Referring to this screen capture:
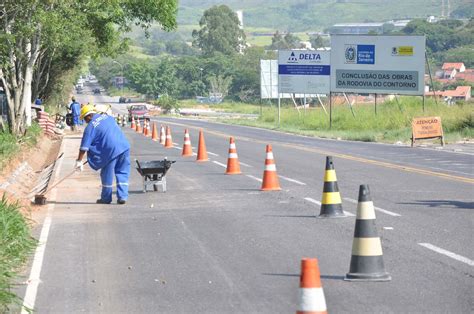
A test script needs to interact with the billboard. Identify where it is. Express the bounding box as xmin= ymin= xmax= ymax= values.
xmin=278 ymin=50 xmax=331 ymax=94
xmin=330 ymin=35 xmax=425 ymax=95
